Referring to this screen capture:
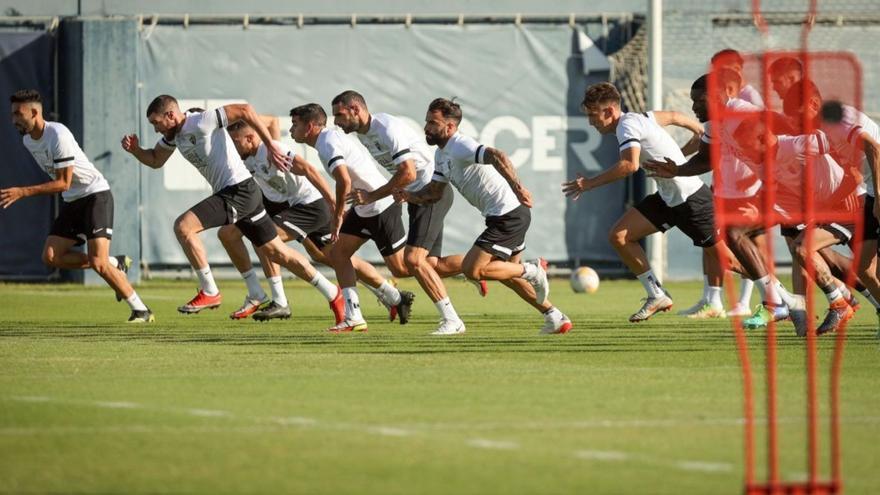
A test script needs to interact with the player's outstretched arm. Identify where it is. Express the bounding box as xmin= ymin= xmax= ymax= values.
xmin=0 ymin=167 xmax=73 ymax=209
xmin=290 ymin=155 xmax=336 ymax=211
xmin=224 ymin=104 xmax=290 ymax=171
xmin=562 ymin=147 xmax=640 ymax=200
xmin=651 ymin=111 xmax=704 ymax=137
xmin=396 ymin=181 xmax=446 ymax=206
xmin=483 ymin=147 xmax=532 ymax=207
xmin=644 ymin=141 xmax=711 ymax=178
xmin=354 ymin=159 xmax=417 ymax=205
xmin=121 ymin=134 xmax=174 ymax=169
